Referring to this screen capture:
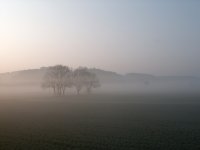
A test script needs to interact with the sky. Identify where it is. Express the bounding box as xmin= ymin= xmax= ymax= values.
xmin=0 ymin=0 xmax=200 ymax=76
